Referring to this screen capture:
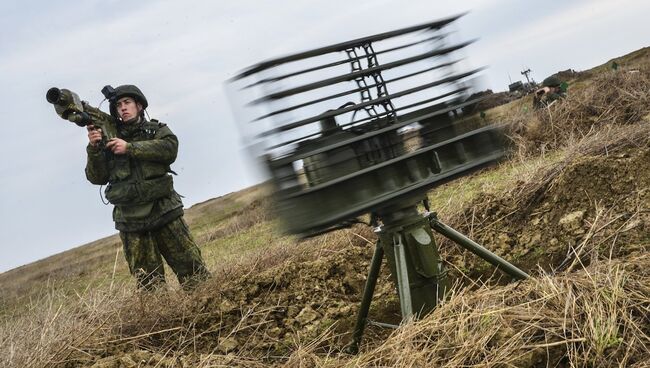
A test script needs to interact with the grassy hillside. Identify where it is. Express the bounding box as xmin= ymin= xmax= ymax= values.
xmin=1 ymin=47 xmax=649 ymax=367
xmin=0 ymin=185 xmax=272 ymax=310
